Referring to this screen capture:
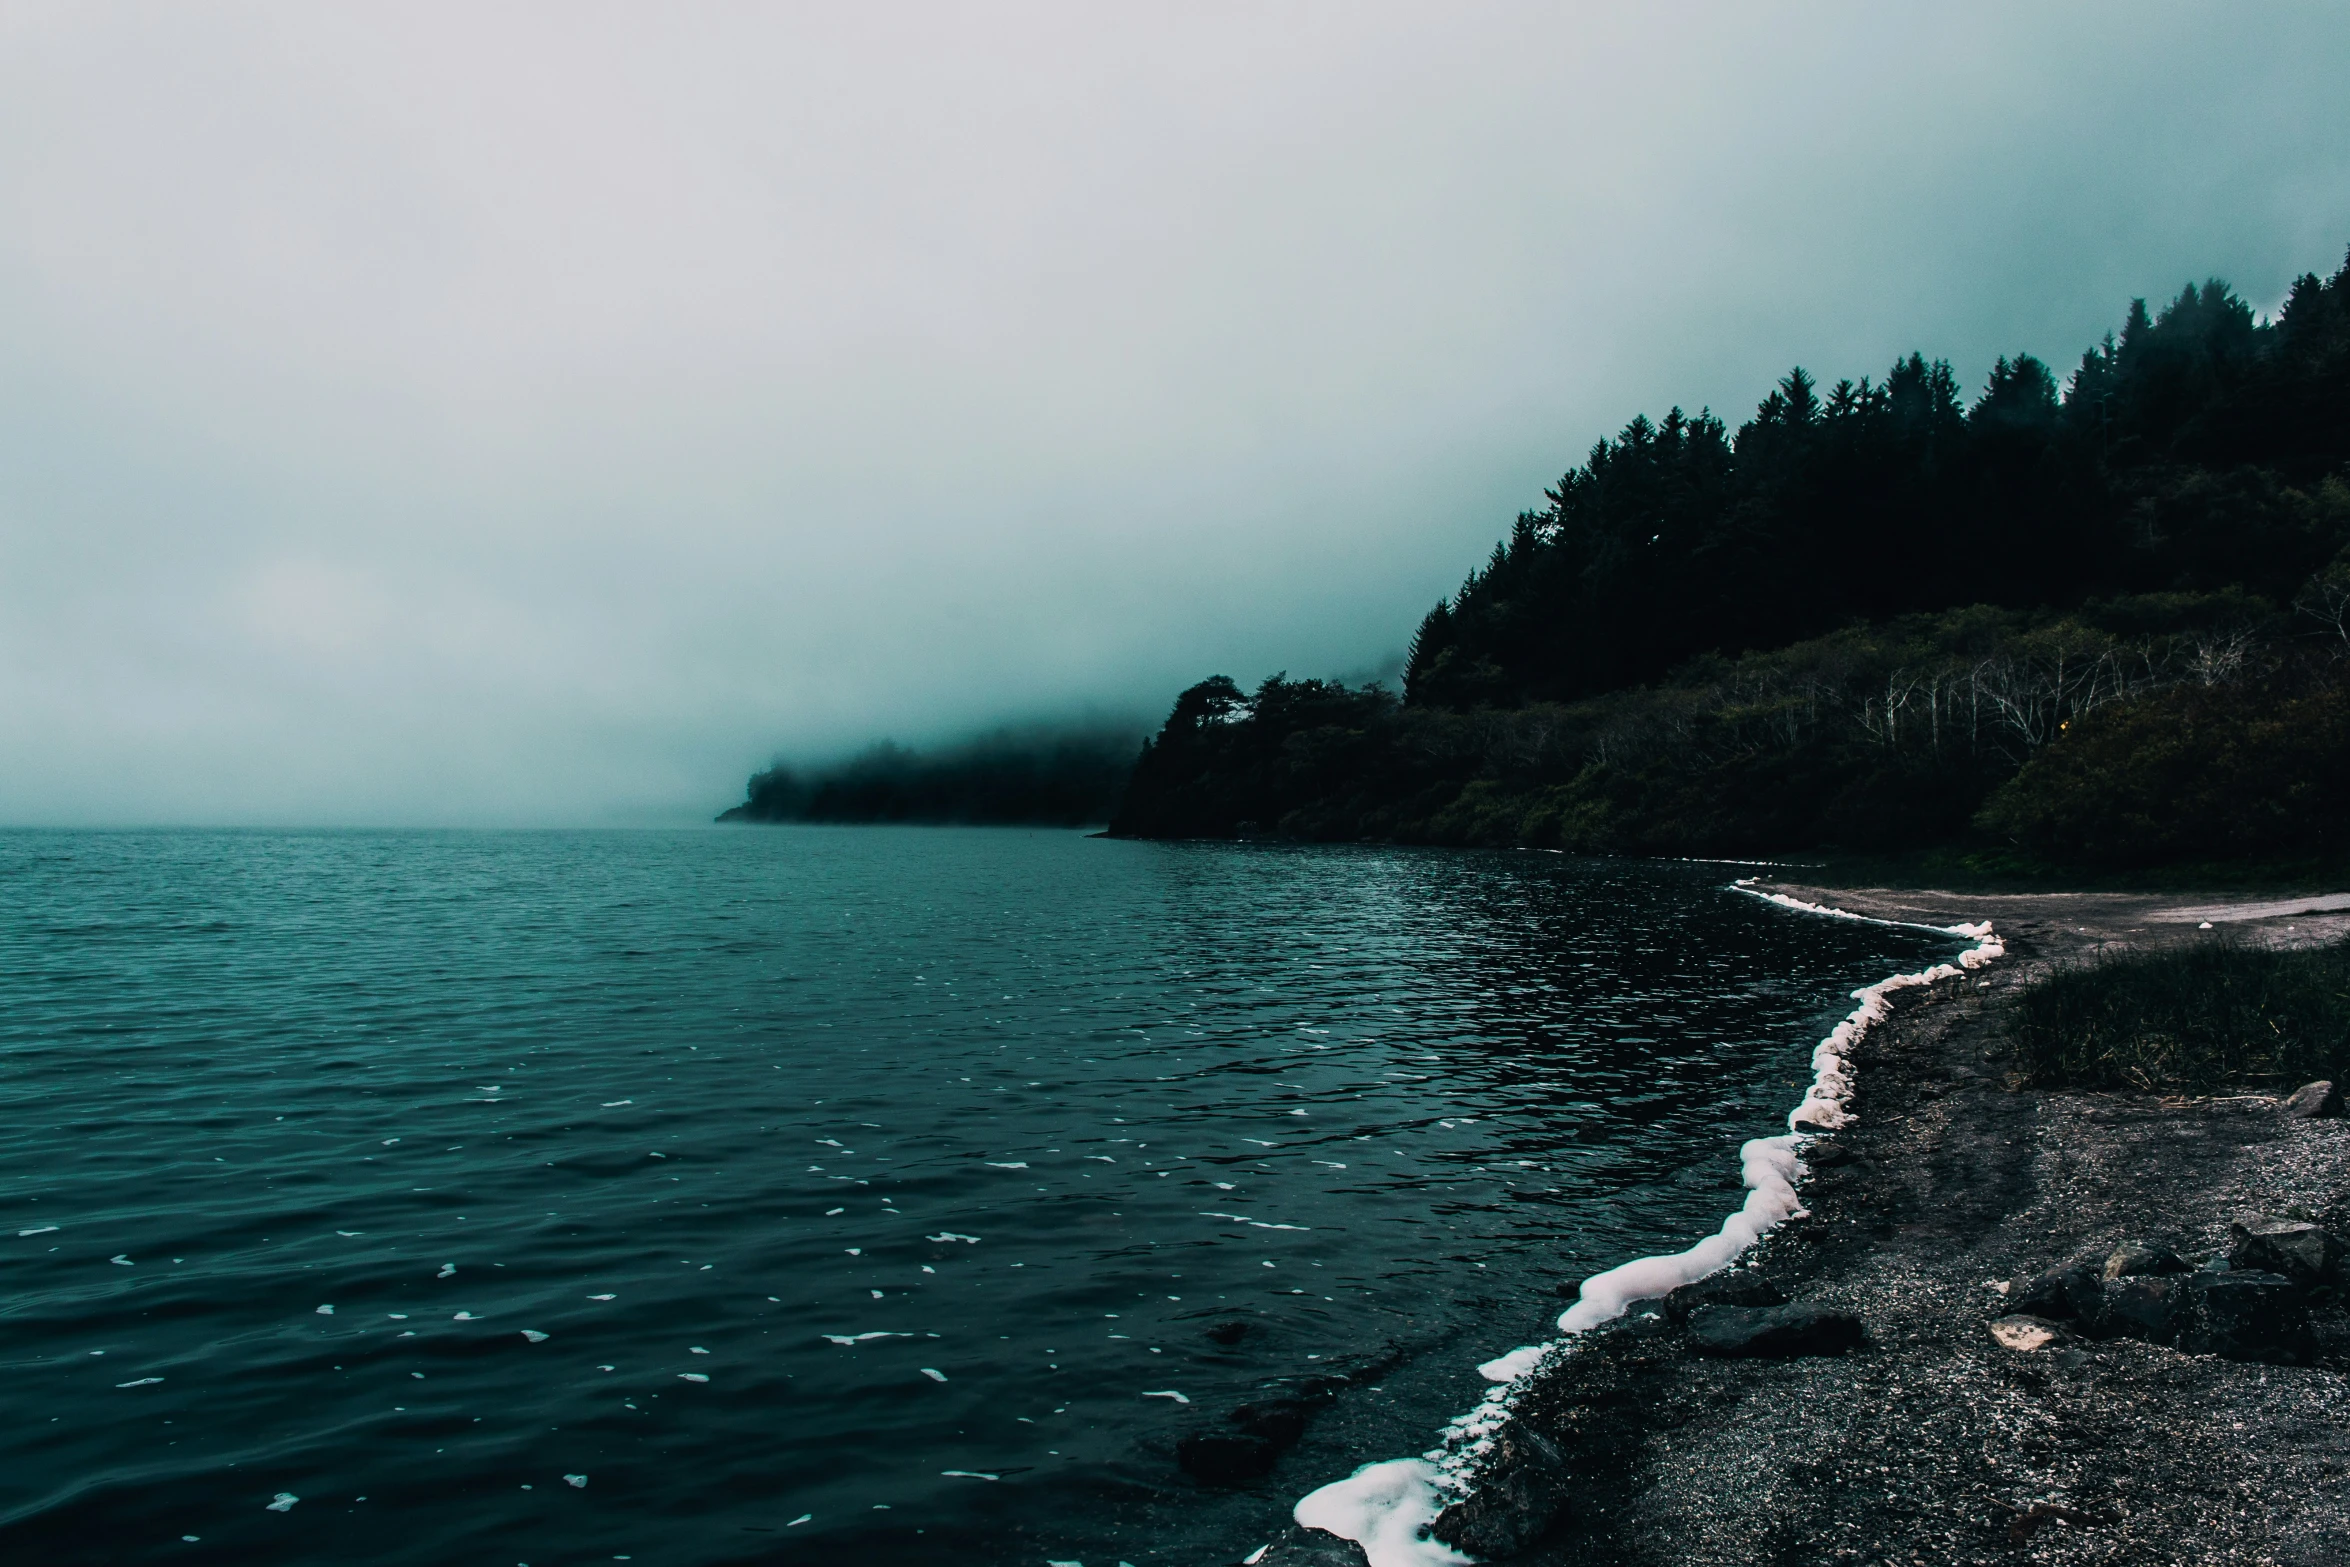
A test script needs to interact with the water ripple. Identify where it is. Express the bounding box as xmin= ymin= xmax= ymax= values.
xmin=0 ymin=828 xmax=1949 ymax=1565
